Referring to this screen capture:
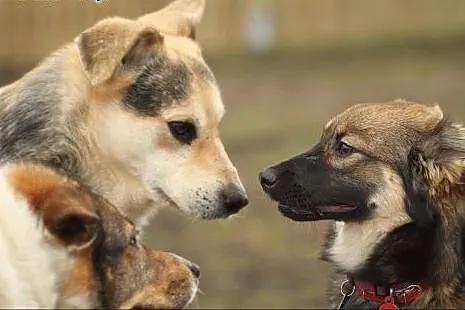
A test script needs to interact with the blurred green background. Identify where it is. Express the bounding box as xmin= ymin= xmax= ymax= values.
xmin=2 ymin=0 xmax=465 ymax=308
